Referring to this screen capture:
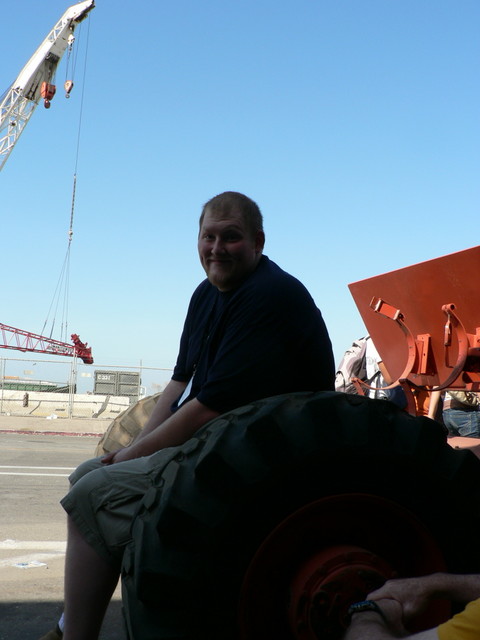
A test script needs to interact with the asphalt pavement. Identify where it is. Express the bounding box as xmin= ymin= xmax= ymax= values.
xmin=0 ymin=430 xmax=126 ymax=640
